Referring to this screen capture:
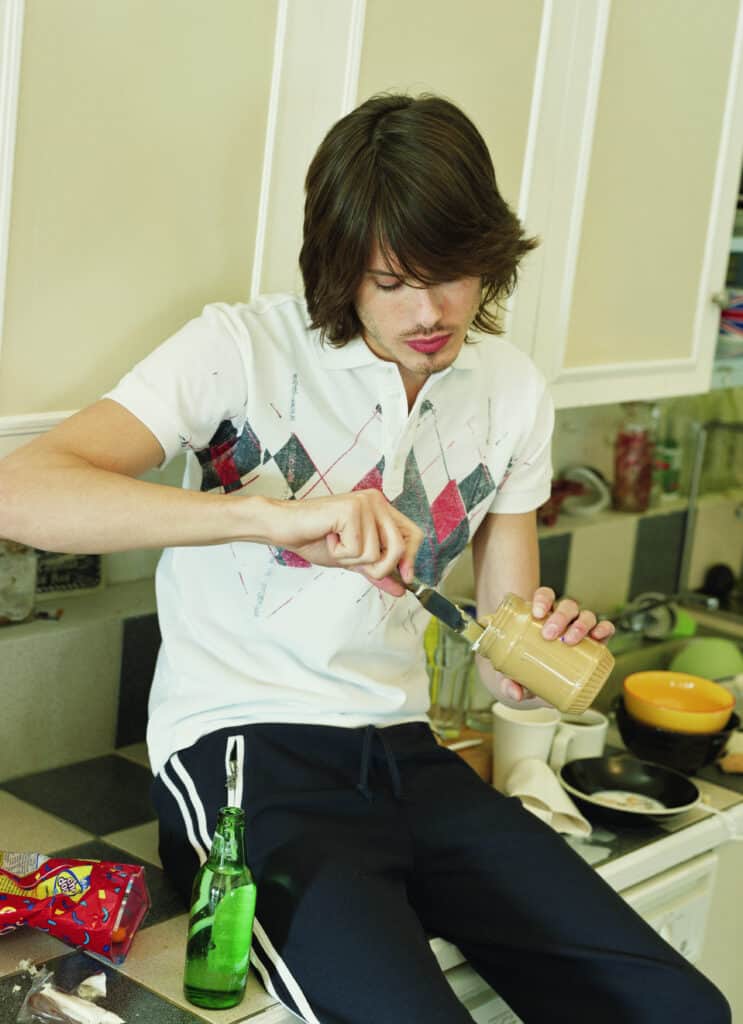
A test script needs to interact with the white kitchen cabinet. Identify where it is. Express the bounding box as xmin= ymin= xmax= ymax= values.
xmin=509 ymin=0 xmax=743 ymax=408
xmin=697 ymin=838 xmax=743 ymax=1019
xmin=2 ymin=0 xmax=743 ymax=437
